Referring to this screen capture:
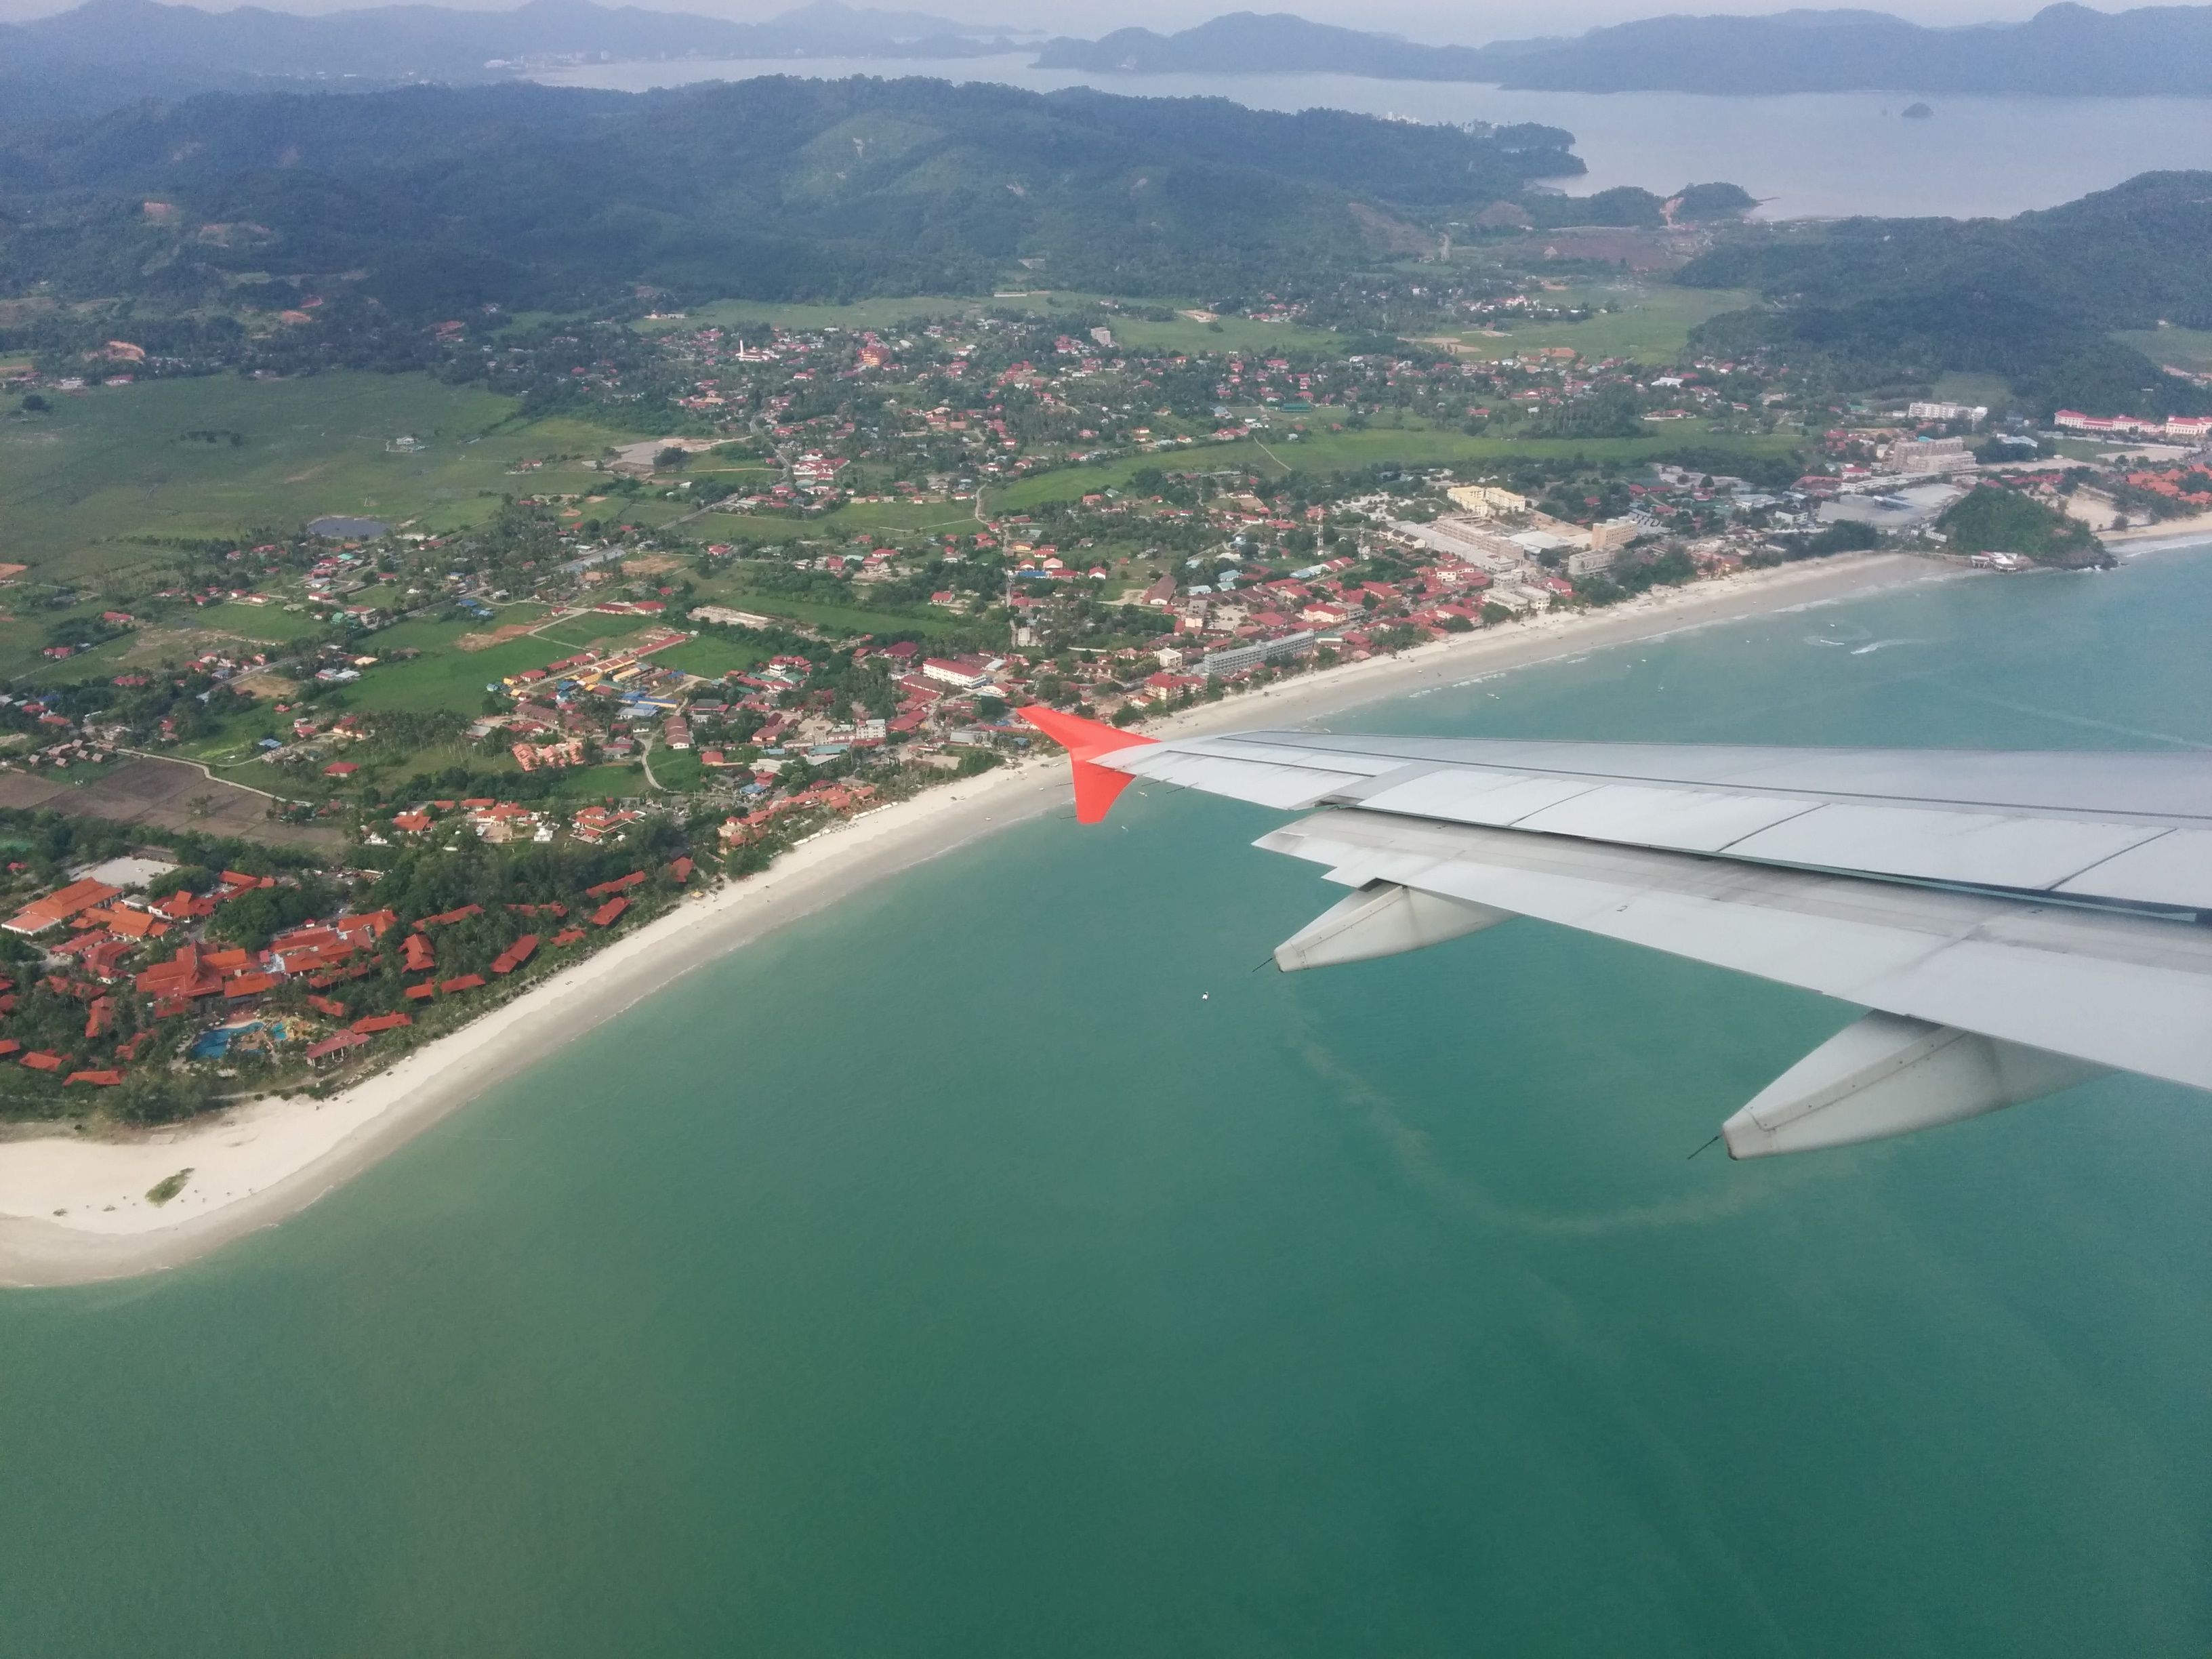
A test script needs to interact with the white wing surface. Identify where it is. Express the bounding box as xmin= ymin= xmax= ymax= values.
xmin=1021 ymin=709 xmax=2212 ymax=1158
